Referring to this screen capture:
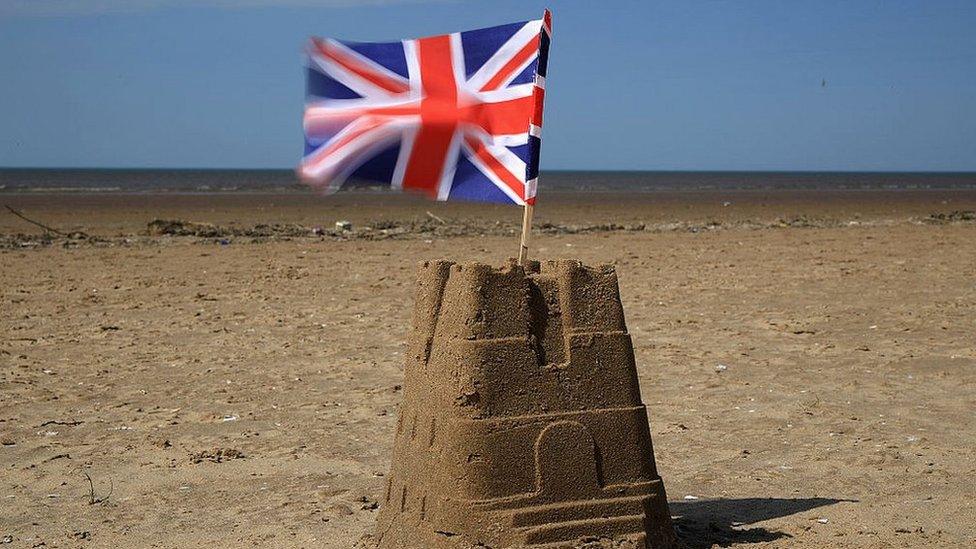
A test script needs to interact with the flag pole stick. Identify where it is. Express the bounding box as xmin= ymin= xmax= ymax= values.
xmin=517 ymin=202 xmax=534 ymax=266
